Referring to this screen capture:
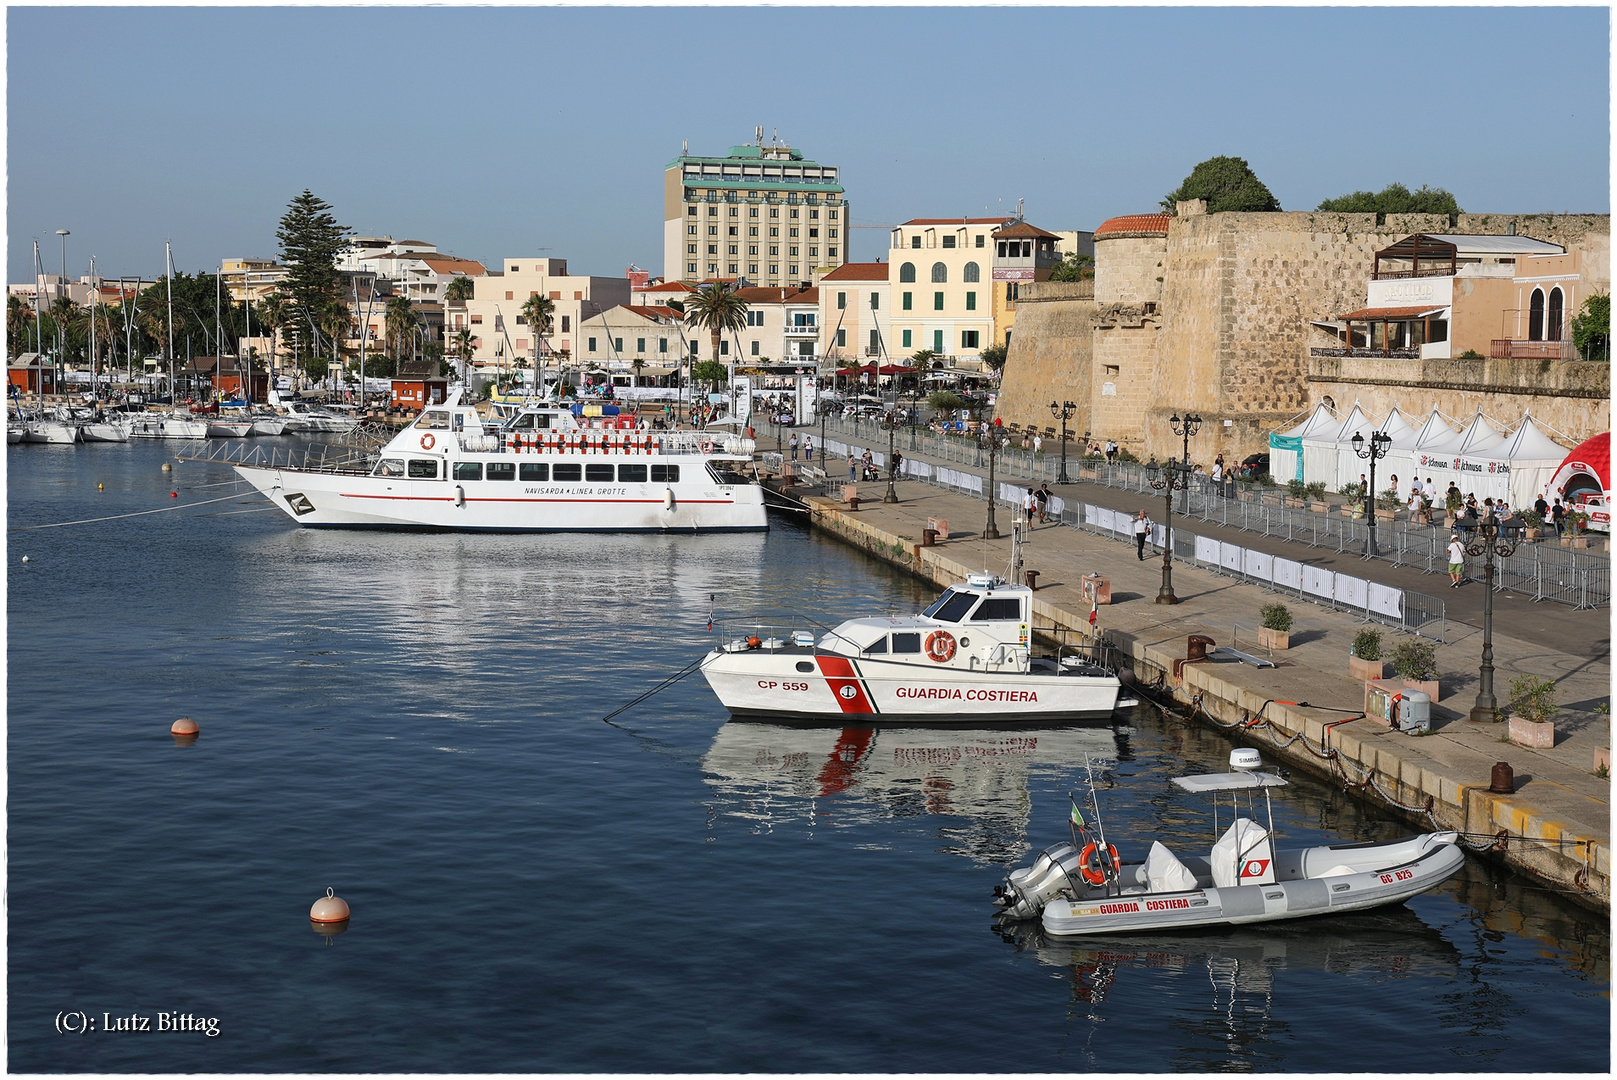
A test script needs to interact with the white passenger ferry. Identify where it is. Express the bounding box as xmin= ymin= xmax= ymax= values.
xmin=234 ymin=392 xmax=768 ymax=532
xmin=700 ymin=574 xmax=1123 ymax=722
